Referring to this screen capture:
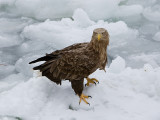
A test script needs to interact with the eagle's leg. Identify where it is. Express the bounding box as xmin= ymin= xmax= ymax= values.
xmin=85 ymin=77 xmax=99 ymax=86
xmin=71 ymin=79 xmax=91 ymax=105
xmin=79 ymin=94 xmax=91 ymax=105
